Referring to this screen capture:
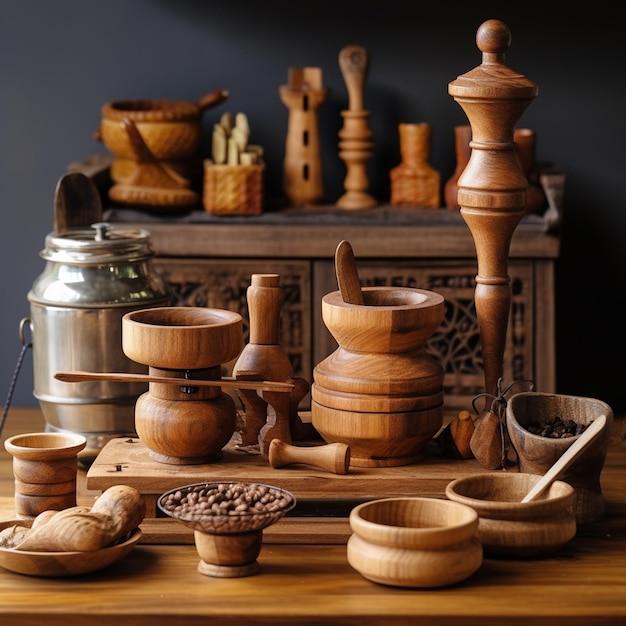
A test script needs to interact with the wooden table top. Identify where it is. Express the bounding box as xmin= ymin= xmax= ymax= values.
xmin=1 ymin=406 xmax=625 ymax=626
